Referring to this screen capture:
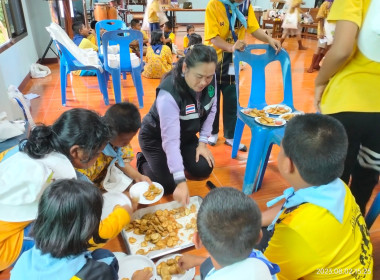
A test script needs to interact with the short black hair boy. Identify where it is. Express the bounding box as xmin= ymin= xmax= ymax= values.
xmin=104 ymin=102 xmax=141 ymax=135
